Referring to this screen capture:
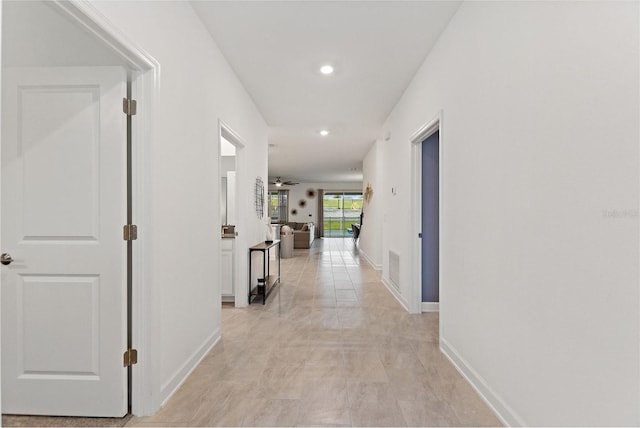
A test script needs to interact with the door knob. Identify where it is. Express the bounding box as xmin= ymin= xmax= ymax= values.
xmin=1 ymin=253 xmax=14 ymax=266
